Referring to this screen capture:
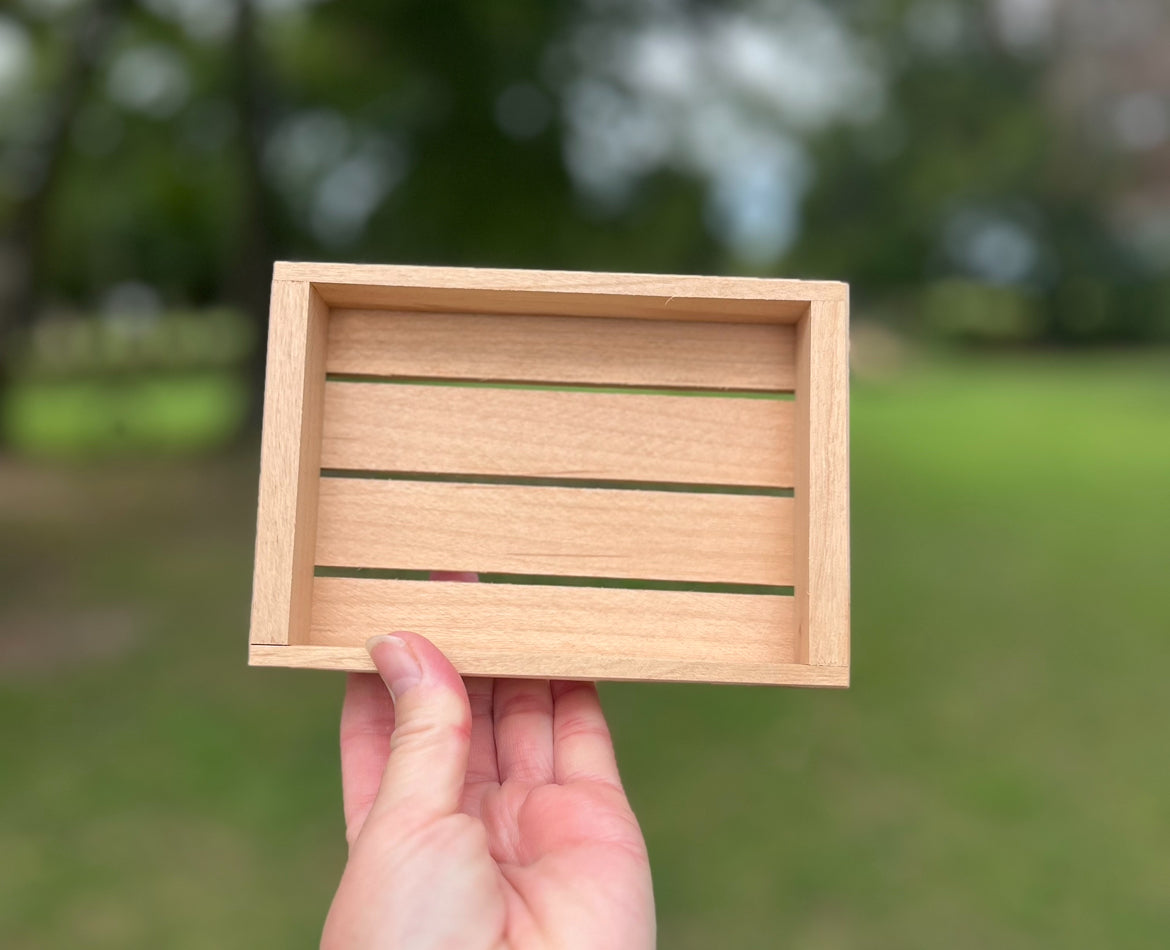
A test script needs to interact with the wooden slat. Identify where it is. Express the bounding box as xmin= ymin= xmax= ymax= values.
xmin=315 ymin=479 xmax=794 ymax=586
xmin=274 ymin=260 xmax=846 ymax=322
xmin=327 ymin=310 xmax=796 ymax=391
xmin=305 ymin=576 xmax=794 ymax=664
xmin=250 ymin=643 xmax=849 ymax=686
xmin=794 ymin=298 xmax=851 ymax=666
xmin=249 ymin=281 xmax=329 ymax=645
xmin=321 ymin=382 xmax=794 ymax=488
